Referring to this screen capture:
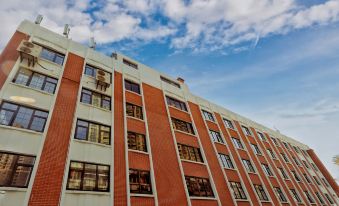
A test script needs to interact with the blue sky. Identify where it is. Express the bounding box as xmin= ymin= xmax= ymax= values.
xmin=0 ymin=0 xmax=338 ymax=180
